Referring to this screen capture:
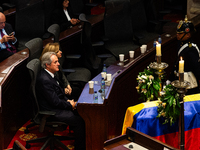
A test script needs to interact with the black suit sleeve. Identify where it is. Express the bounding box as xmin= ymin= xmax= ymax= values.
xmin=41 ymin=79 xmax=72 ymax=110
xmin=4 ymin=23 xmax=14 ymax=34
